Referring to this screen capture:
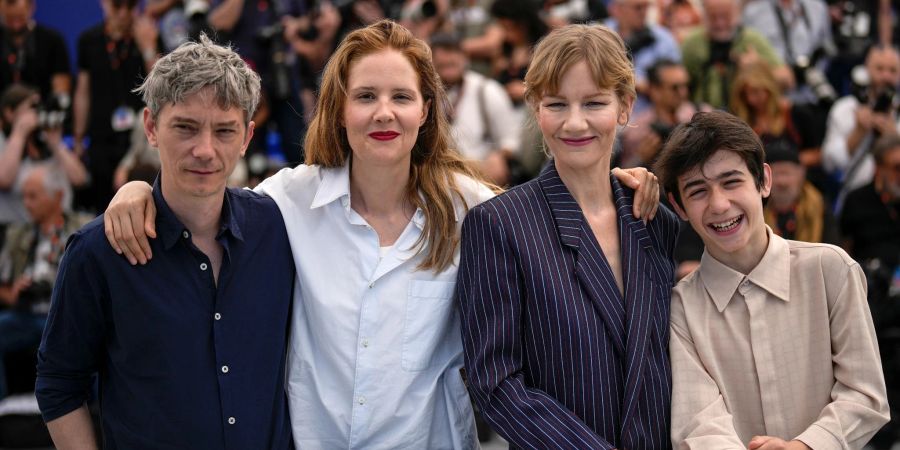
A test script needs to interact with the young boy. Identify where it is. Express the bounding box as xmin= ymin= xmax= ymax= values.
xmin=655 ymin=111 xmax=889 ymax=450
